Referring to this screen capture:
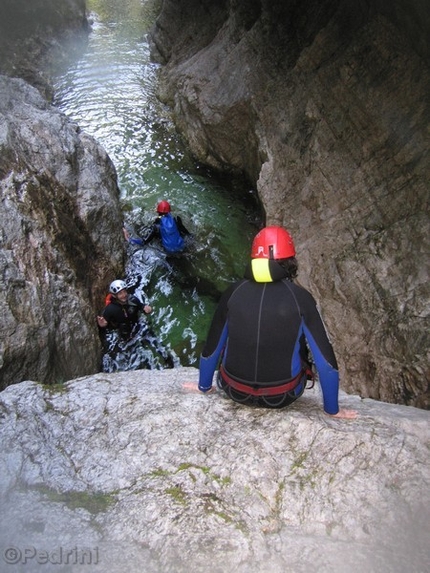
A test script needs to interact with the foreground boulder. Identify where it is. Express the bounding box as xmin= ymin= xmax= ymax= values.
xmin=0 ymin=368 xmax=428 ymax=572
